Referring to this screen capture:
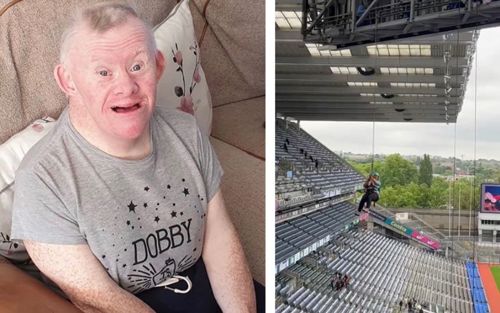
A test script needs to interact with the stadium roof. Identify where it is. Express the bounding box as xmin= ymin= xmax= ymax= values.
xmin=276 ymin=1 xmax=480 ymax=123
